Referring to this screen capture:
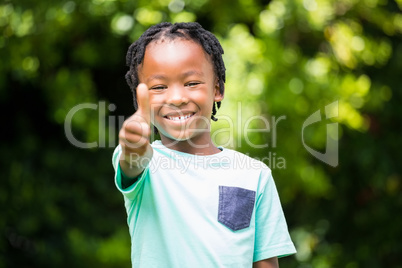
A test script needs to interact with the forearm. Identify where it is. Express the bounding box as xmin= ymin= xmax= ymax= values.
xmin=119 ymin=143 xmax=153 ymax=178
